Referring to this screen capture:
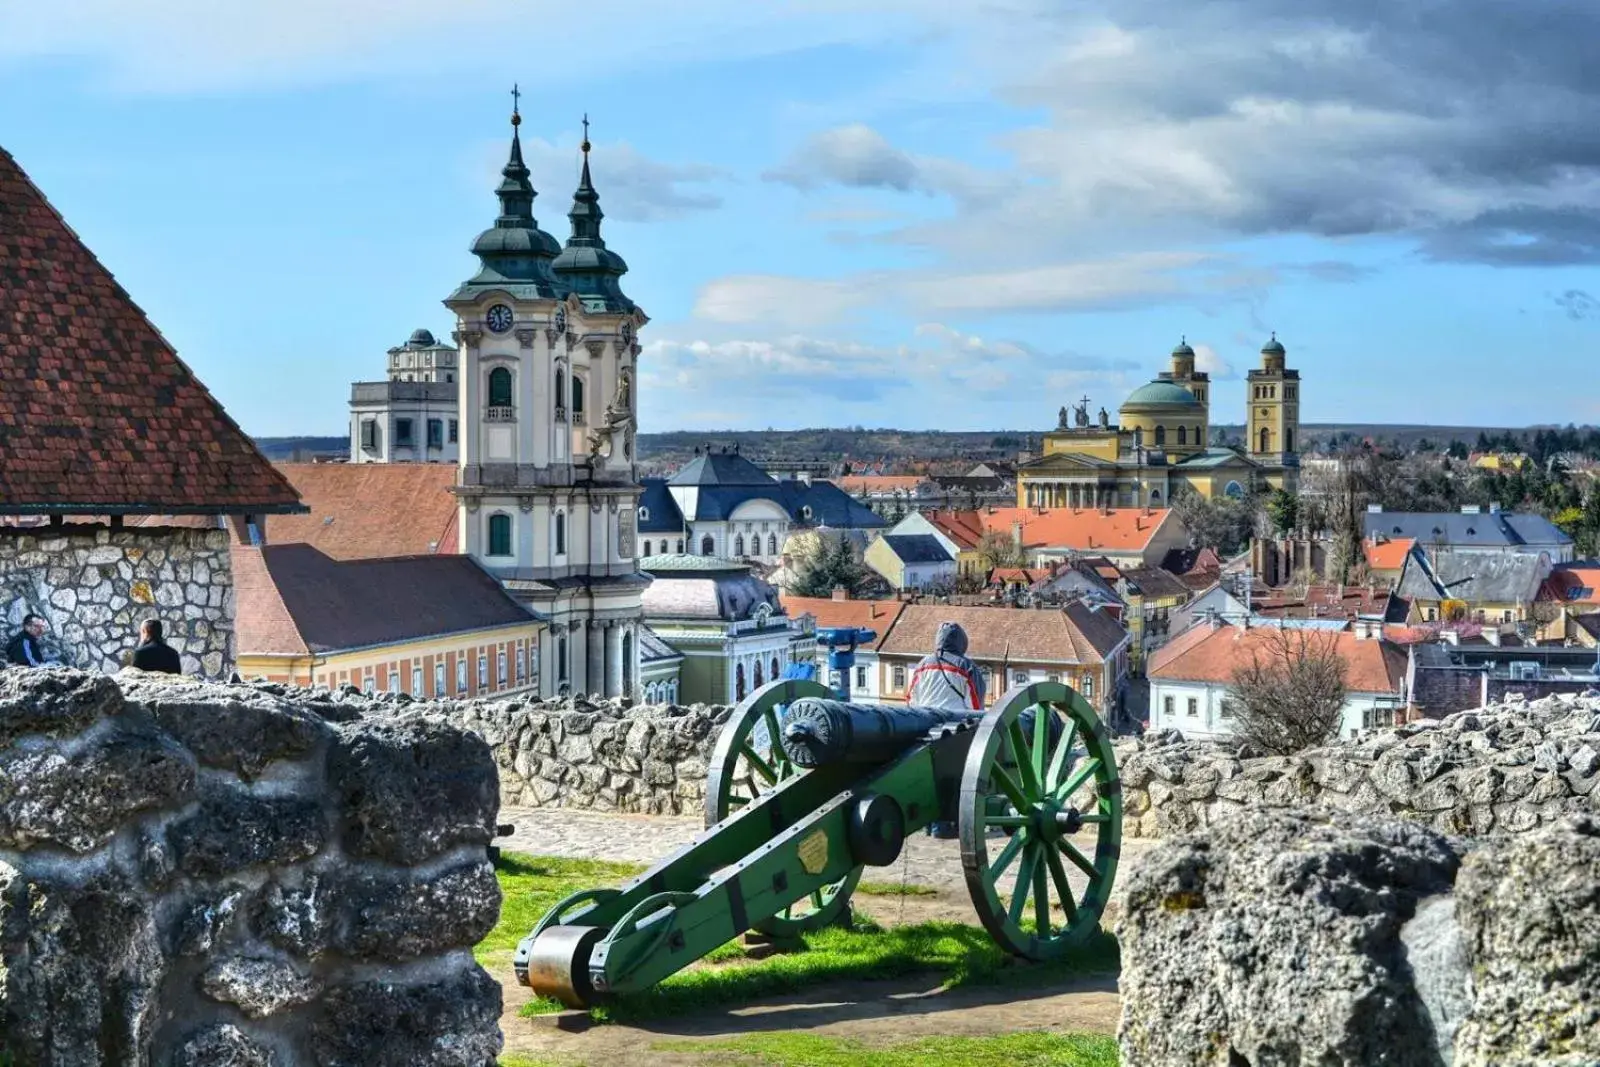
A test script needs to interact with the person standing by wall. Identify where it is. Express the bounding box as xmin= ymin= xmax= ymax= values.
xmin=130 ymin=619 xmax=182 ymax=674
xmin=5 ymin=614 xmax=59 ymax=667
